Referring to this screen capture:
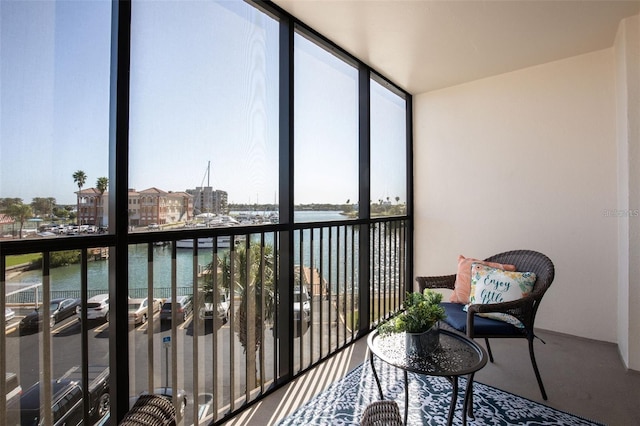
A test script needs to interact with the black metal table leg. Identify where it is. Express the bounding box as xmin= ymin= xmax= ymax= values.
xmin=463 ymin=373 xmax=476 ymax=424
xmin=403 ymin=370 xmax=409 ymax=424
xmin=447 ymin=376 xmax=458 ymax=426
xmin=369 ymin=351 xmax=384 ymax=399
